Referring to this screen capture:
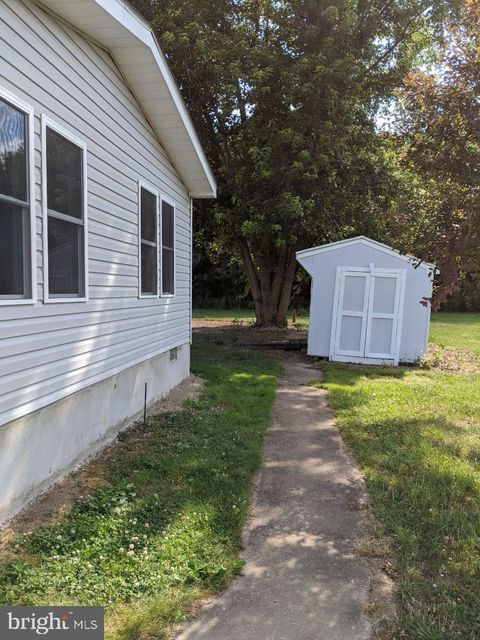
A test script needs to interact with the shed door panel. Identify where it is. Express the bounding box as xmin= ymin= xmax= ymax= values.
xmin=339 ymin=315 xmax=364 ymax=353
xmin=368 ymin=317 xmax=395 ymax=355
xmin=335 ymin=273 xmax=370 ymax=356
xmin=365 ymin=274 xmax=402 ymax=359
xmin=332 ymin=269 xmax=404 ymax=363
xmin=372 ymin=276 xmax=397 ymax=314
